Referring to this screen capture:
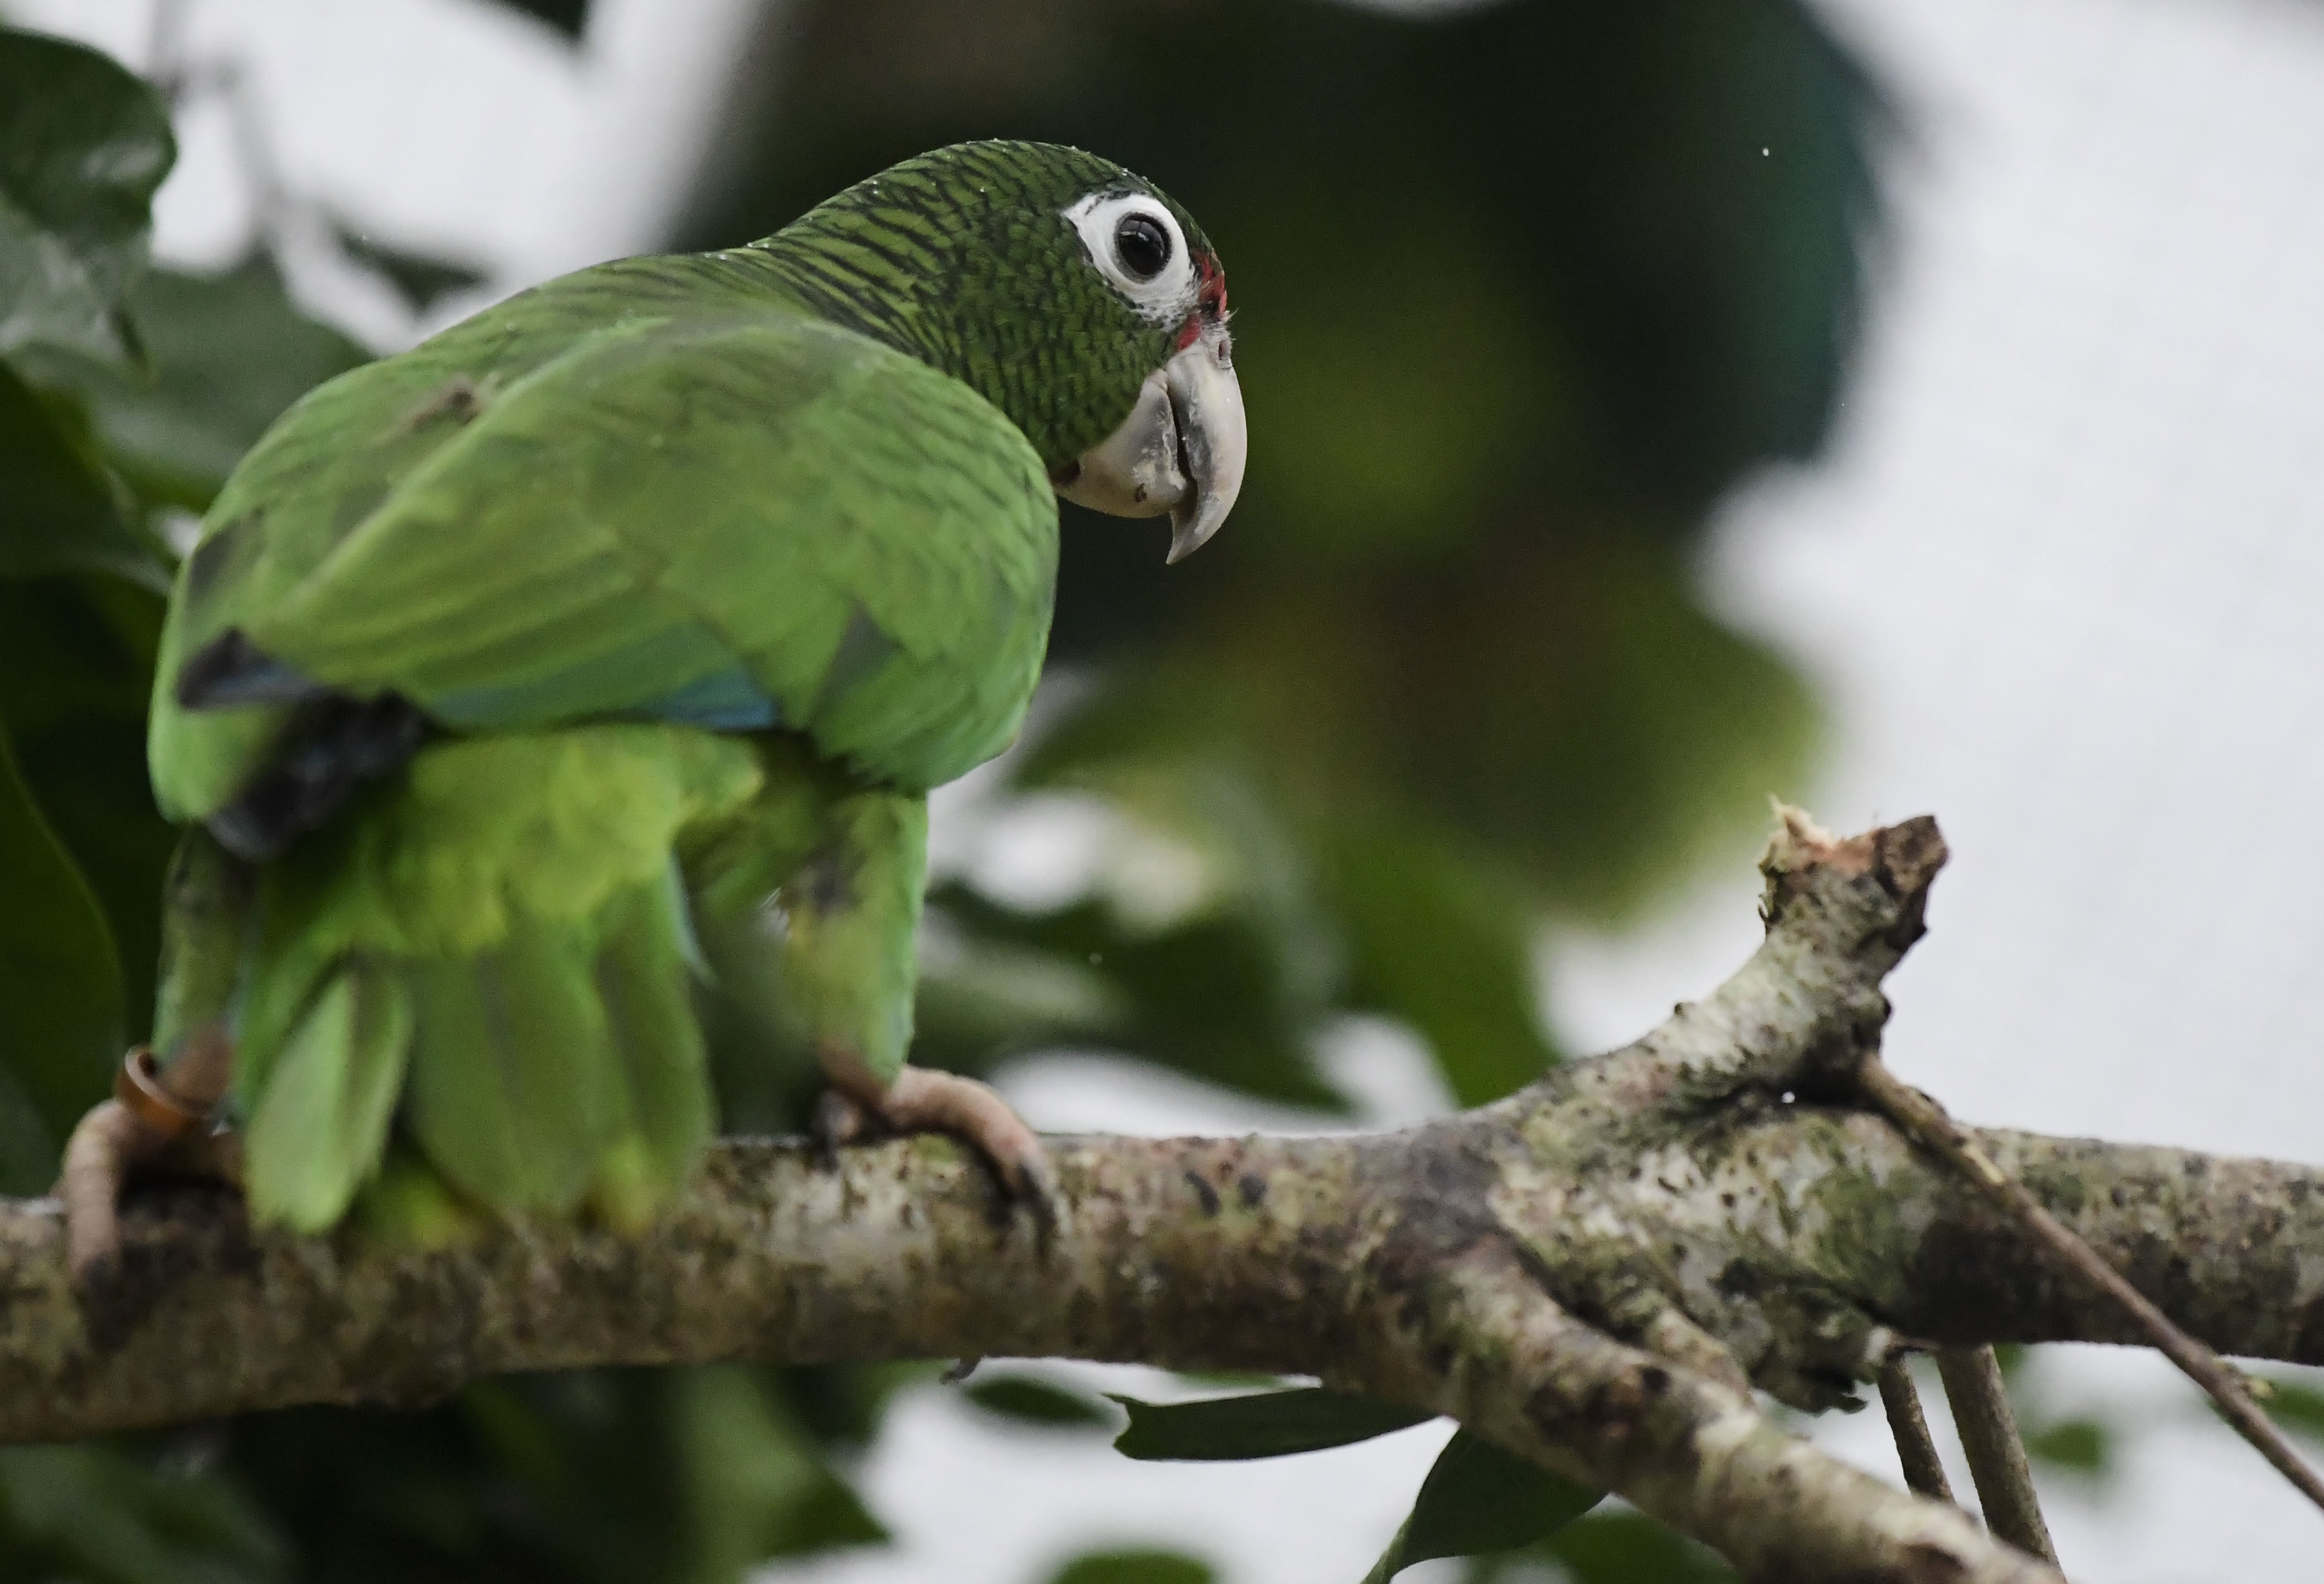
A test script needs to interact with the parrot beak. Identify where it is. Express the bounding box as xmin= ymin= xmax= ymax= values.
xmin=1055 ymin=324 xmax=1246 ymax=563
